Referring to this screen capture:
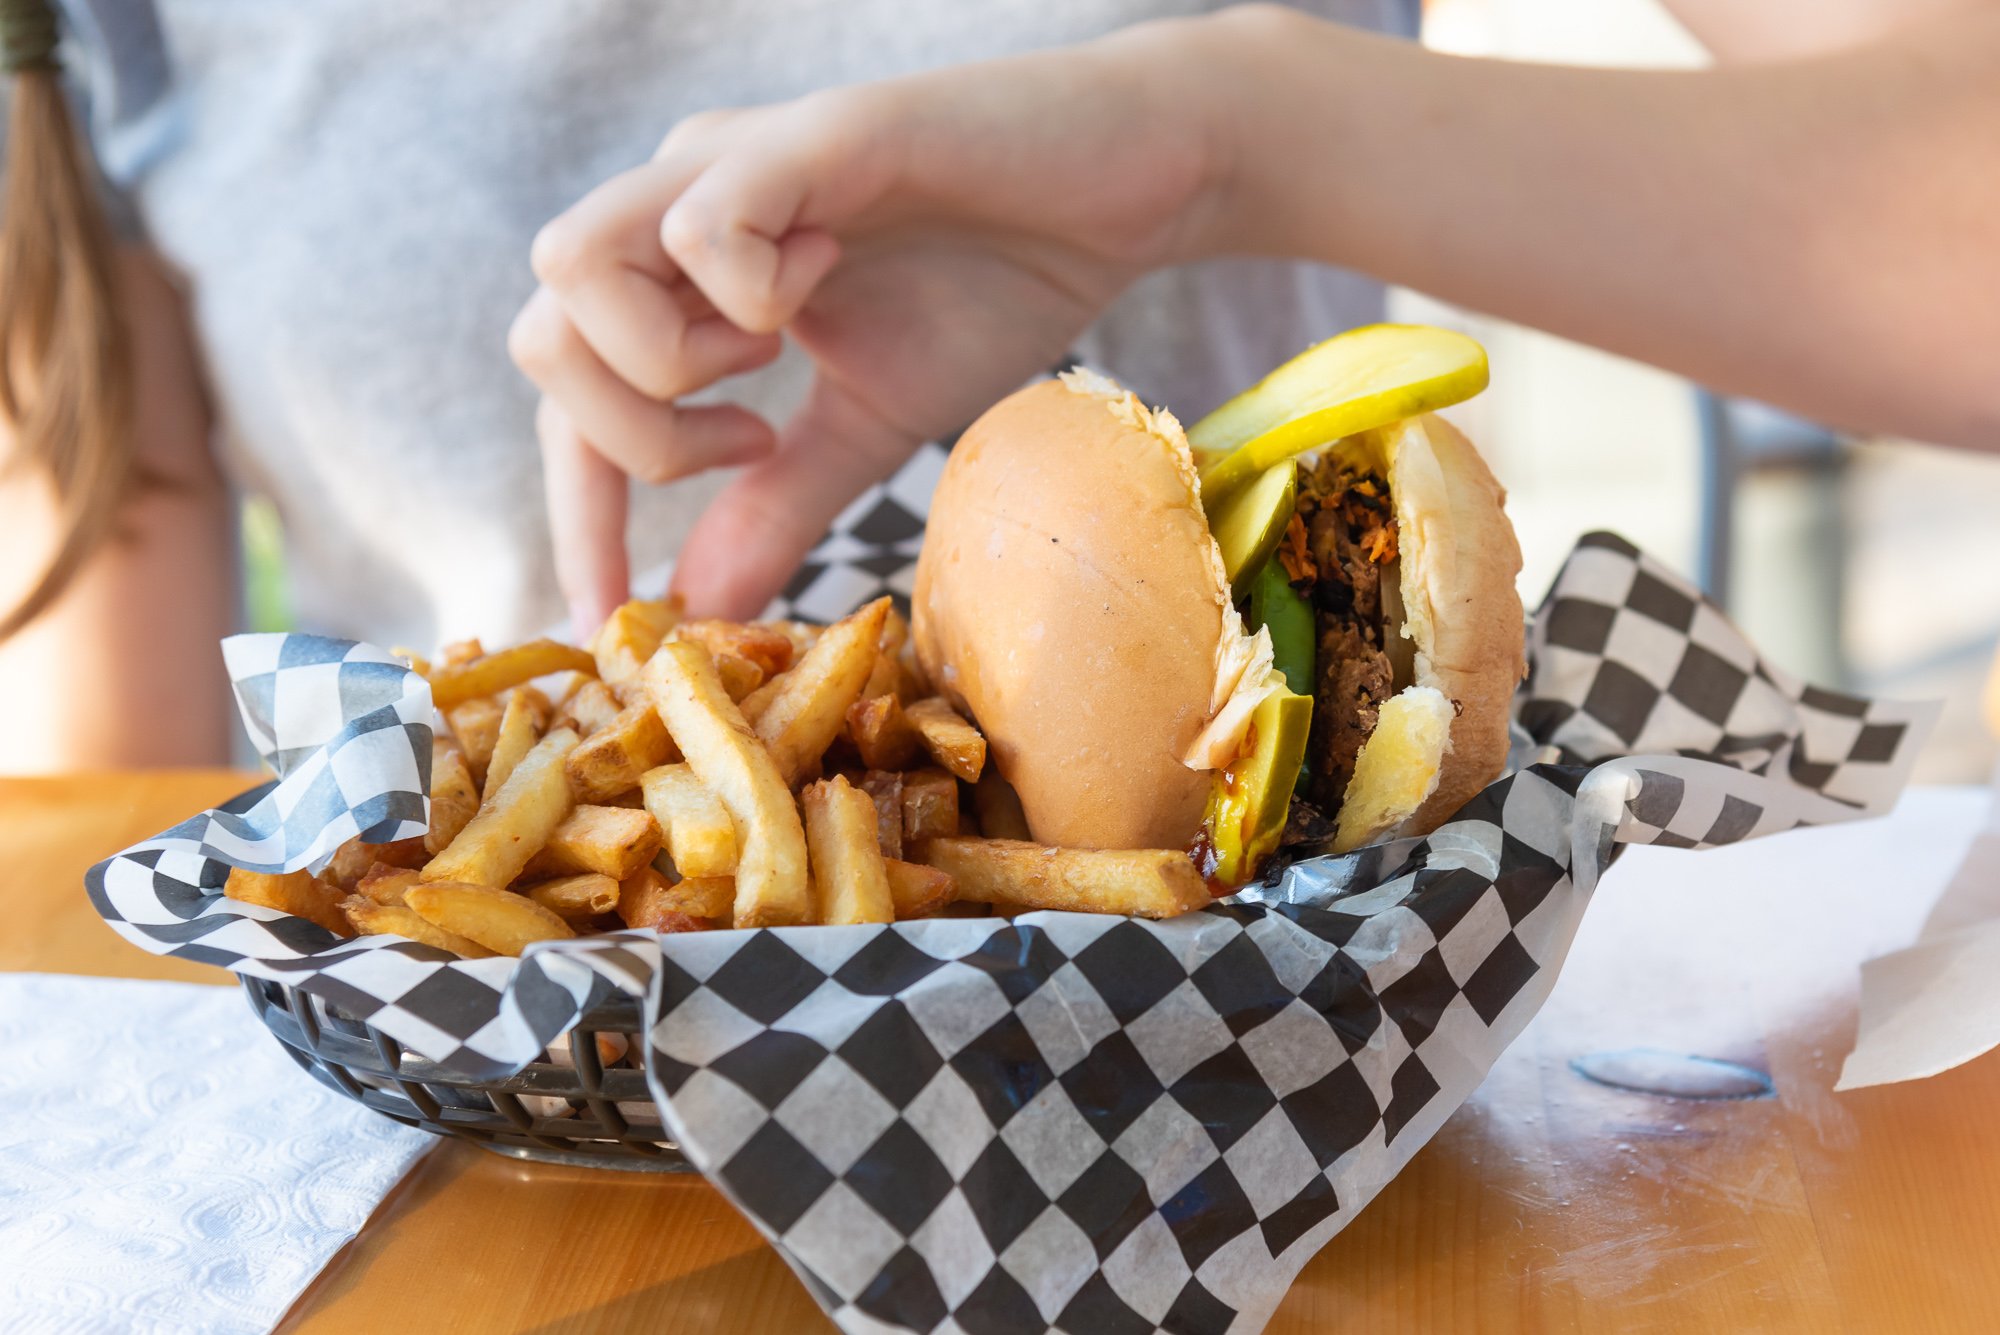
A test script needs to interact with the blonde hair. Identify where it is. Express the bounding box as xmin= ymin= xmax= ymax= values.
xmin=0 ymin=0 xmax=136 ymax=640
